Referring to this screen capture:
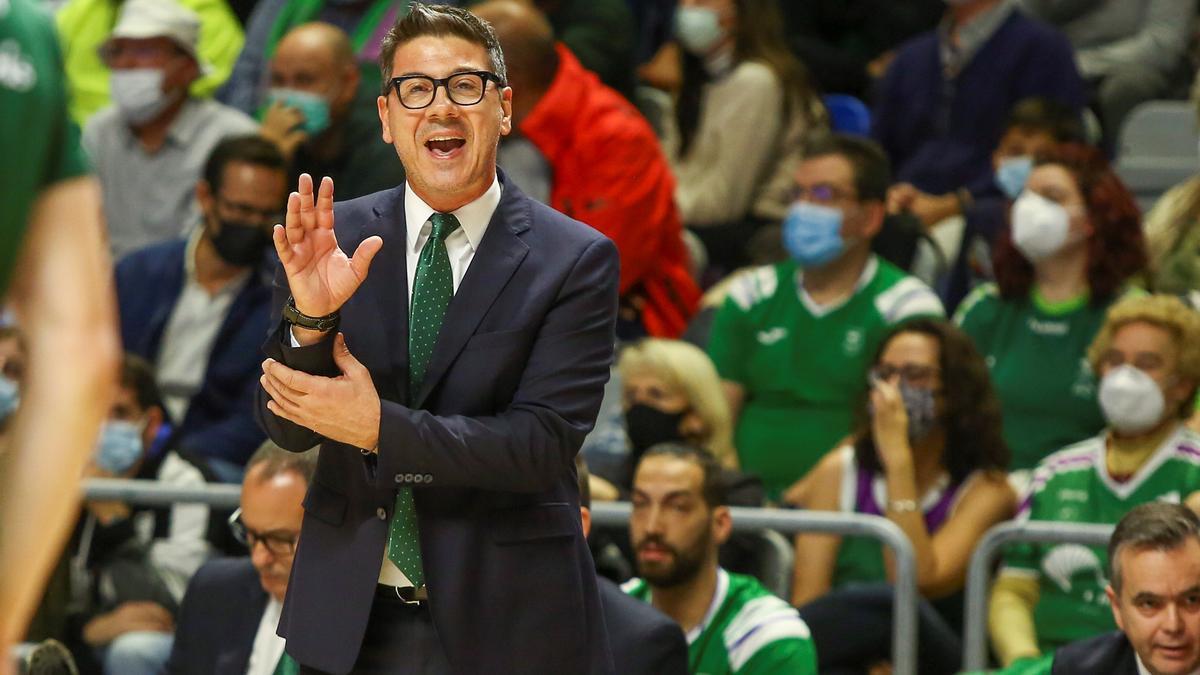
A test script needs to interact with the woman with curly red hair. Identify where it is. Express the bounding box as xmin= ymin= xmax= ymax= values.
xmin=954 ymin=143 xmax=1146 ymax=470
